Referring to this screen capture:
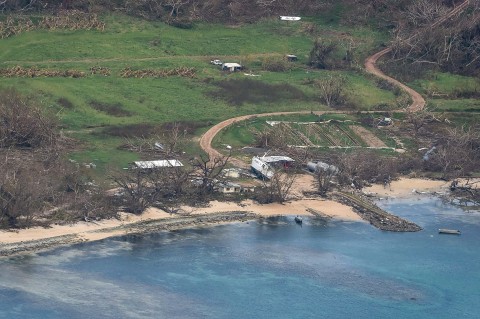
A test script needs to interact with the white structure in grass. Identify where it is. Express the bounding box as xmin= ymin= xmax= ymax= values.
xmin=132 ymin=160 xmax=183 ymax=169
xmin=279 ymin=16 xmax=301 ymax=21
